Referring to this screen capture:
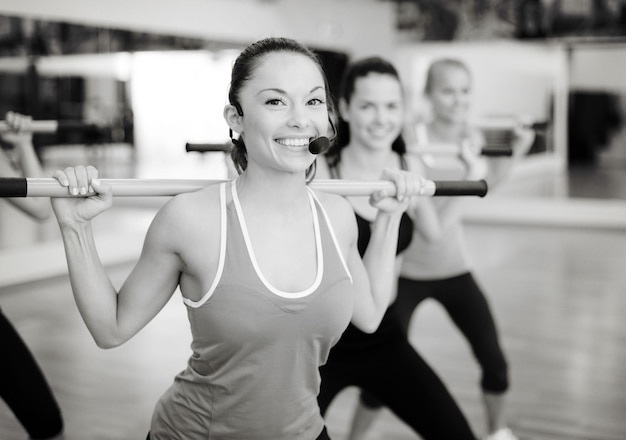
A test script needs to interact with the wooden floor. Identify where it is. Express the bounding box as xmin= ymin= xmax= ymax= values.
xmin=1 ymin=219 xmax=625 ymax=440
